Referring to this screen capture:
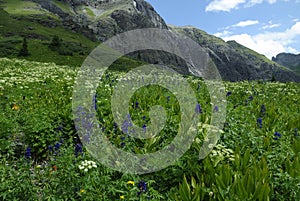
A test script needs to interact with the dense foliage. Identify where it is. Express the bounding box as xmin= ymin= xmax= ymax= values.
xmin=0 ymin=58 xmax=299 ymax=200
